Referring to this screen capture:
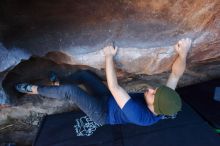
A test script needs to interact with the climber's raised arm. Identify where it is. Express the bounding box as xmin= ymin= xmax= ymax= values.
xmin=103 ymin=46 xmax=131 ymax=109
xmin=166 ymin=38 xmax=192 ymax=90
